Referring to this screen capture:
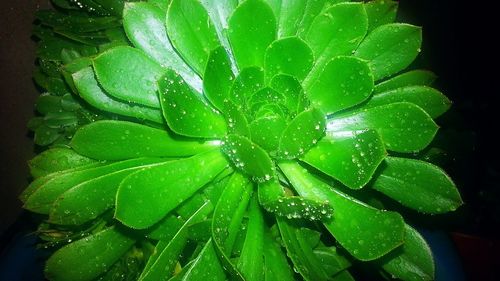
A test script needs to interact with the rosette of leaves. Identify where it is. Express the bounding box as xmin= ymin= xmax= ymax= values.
xmin=23 ymin=0 xmax=463 ymax=280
